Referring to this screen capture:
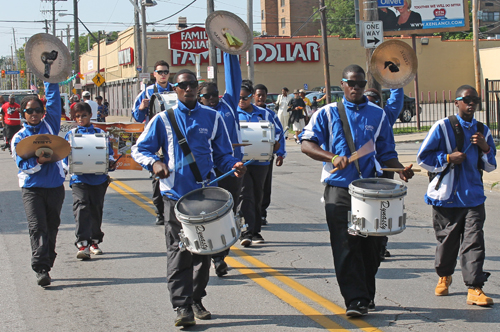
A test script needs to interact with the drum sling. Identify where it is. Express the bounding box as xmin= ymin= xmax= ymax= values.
xmin=337 ymin=101 xmax=362 ymax=178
